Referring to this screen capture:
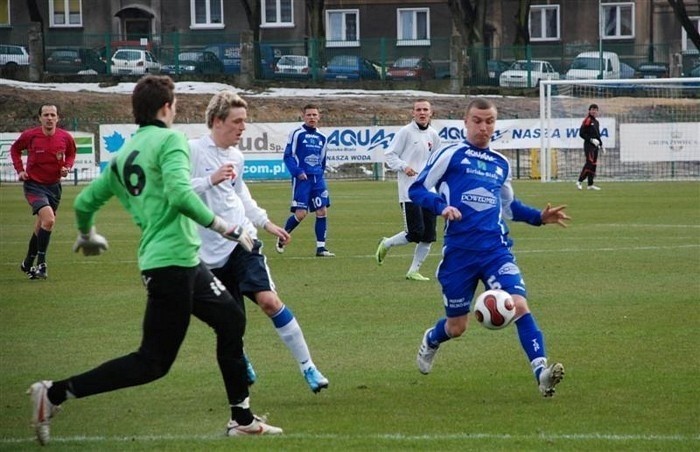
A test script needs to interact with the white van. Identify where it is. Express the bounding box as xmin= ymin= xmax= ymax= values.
xmin=565 ymin=51 xmax=621 ymax=80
